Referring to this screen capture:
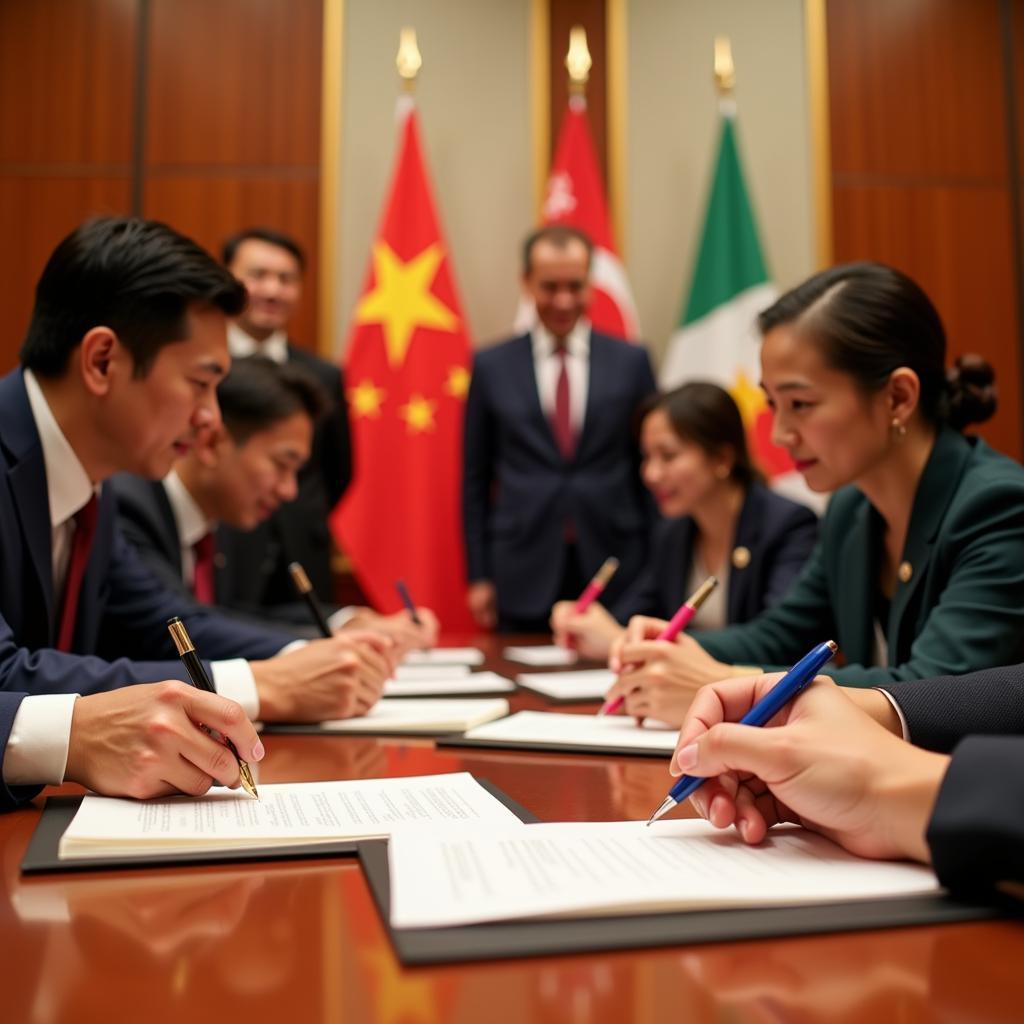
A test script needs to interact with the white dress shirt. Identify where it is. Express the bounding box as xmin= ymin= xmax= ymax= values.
xmin=531 ymin=319 xmax=591 ymax=438
xmin=163 ymin=469 xmax=213 ymax=590
xmin=2 ymin=375 xmax=259 ymax=788
xmin=228 ymin=323 xmax=289 ymax=364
